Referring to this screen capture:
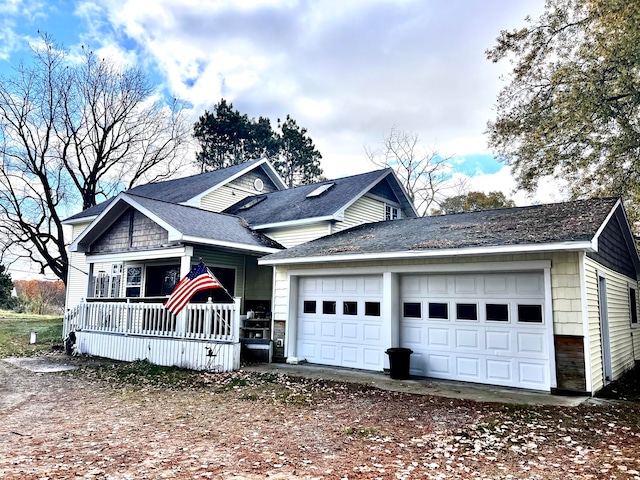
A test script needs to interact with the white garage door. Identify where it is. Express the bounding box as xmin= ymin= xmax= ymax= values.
xmin=400 ymin=272 xmax=551 ymax=391
xmin=297 ymin=275 xmax=384 ymax=370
